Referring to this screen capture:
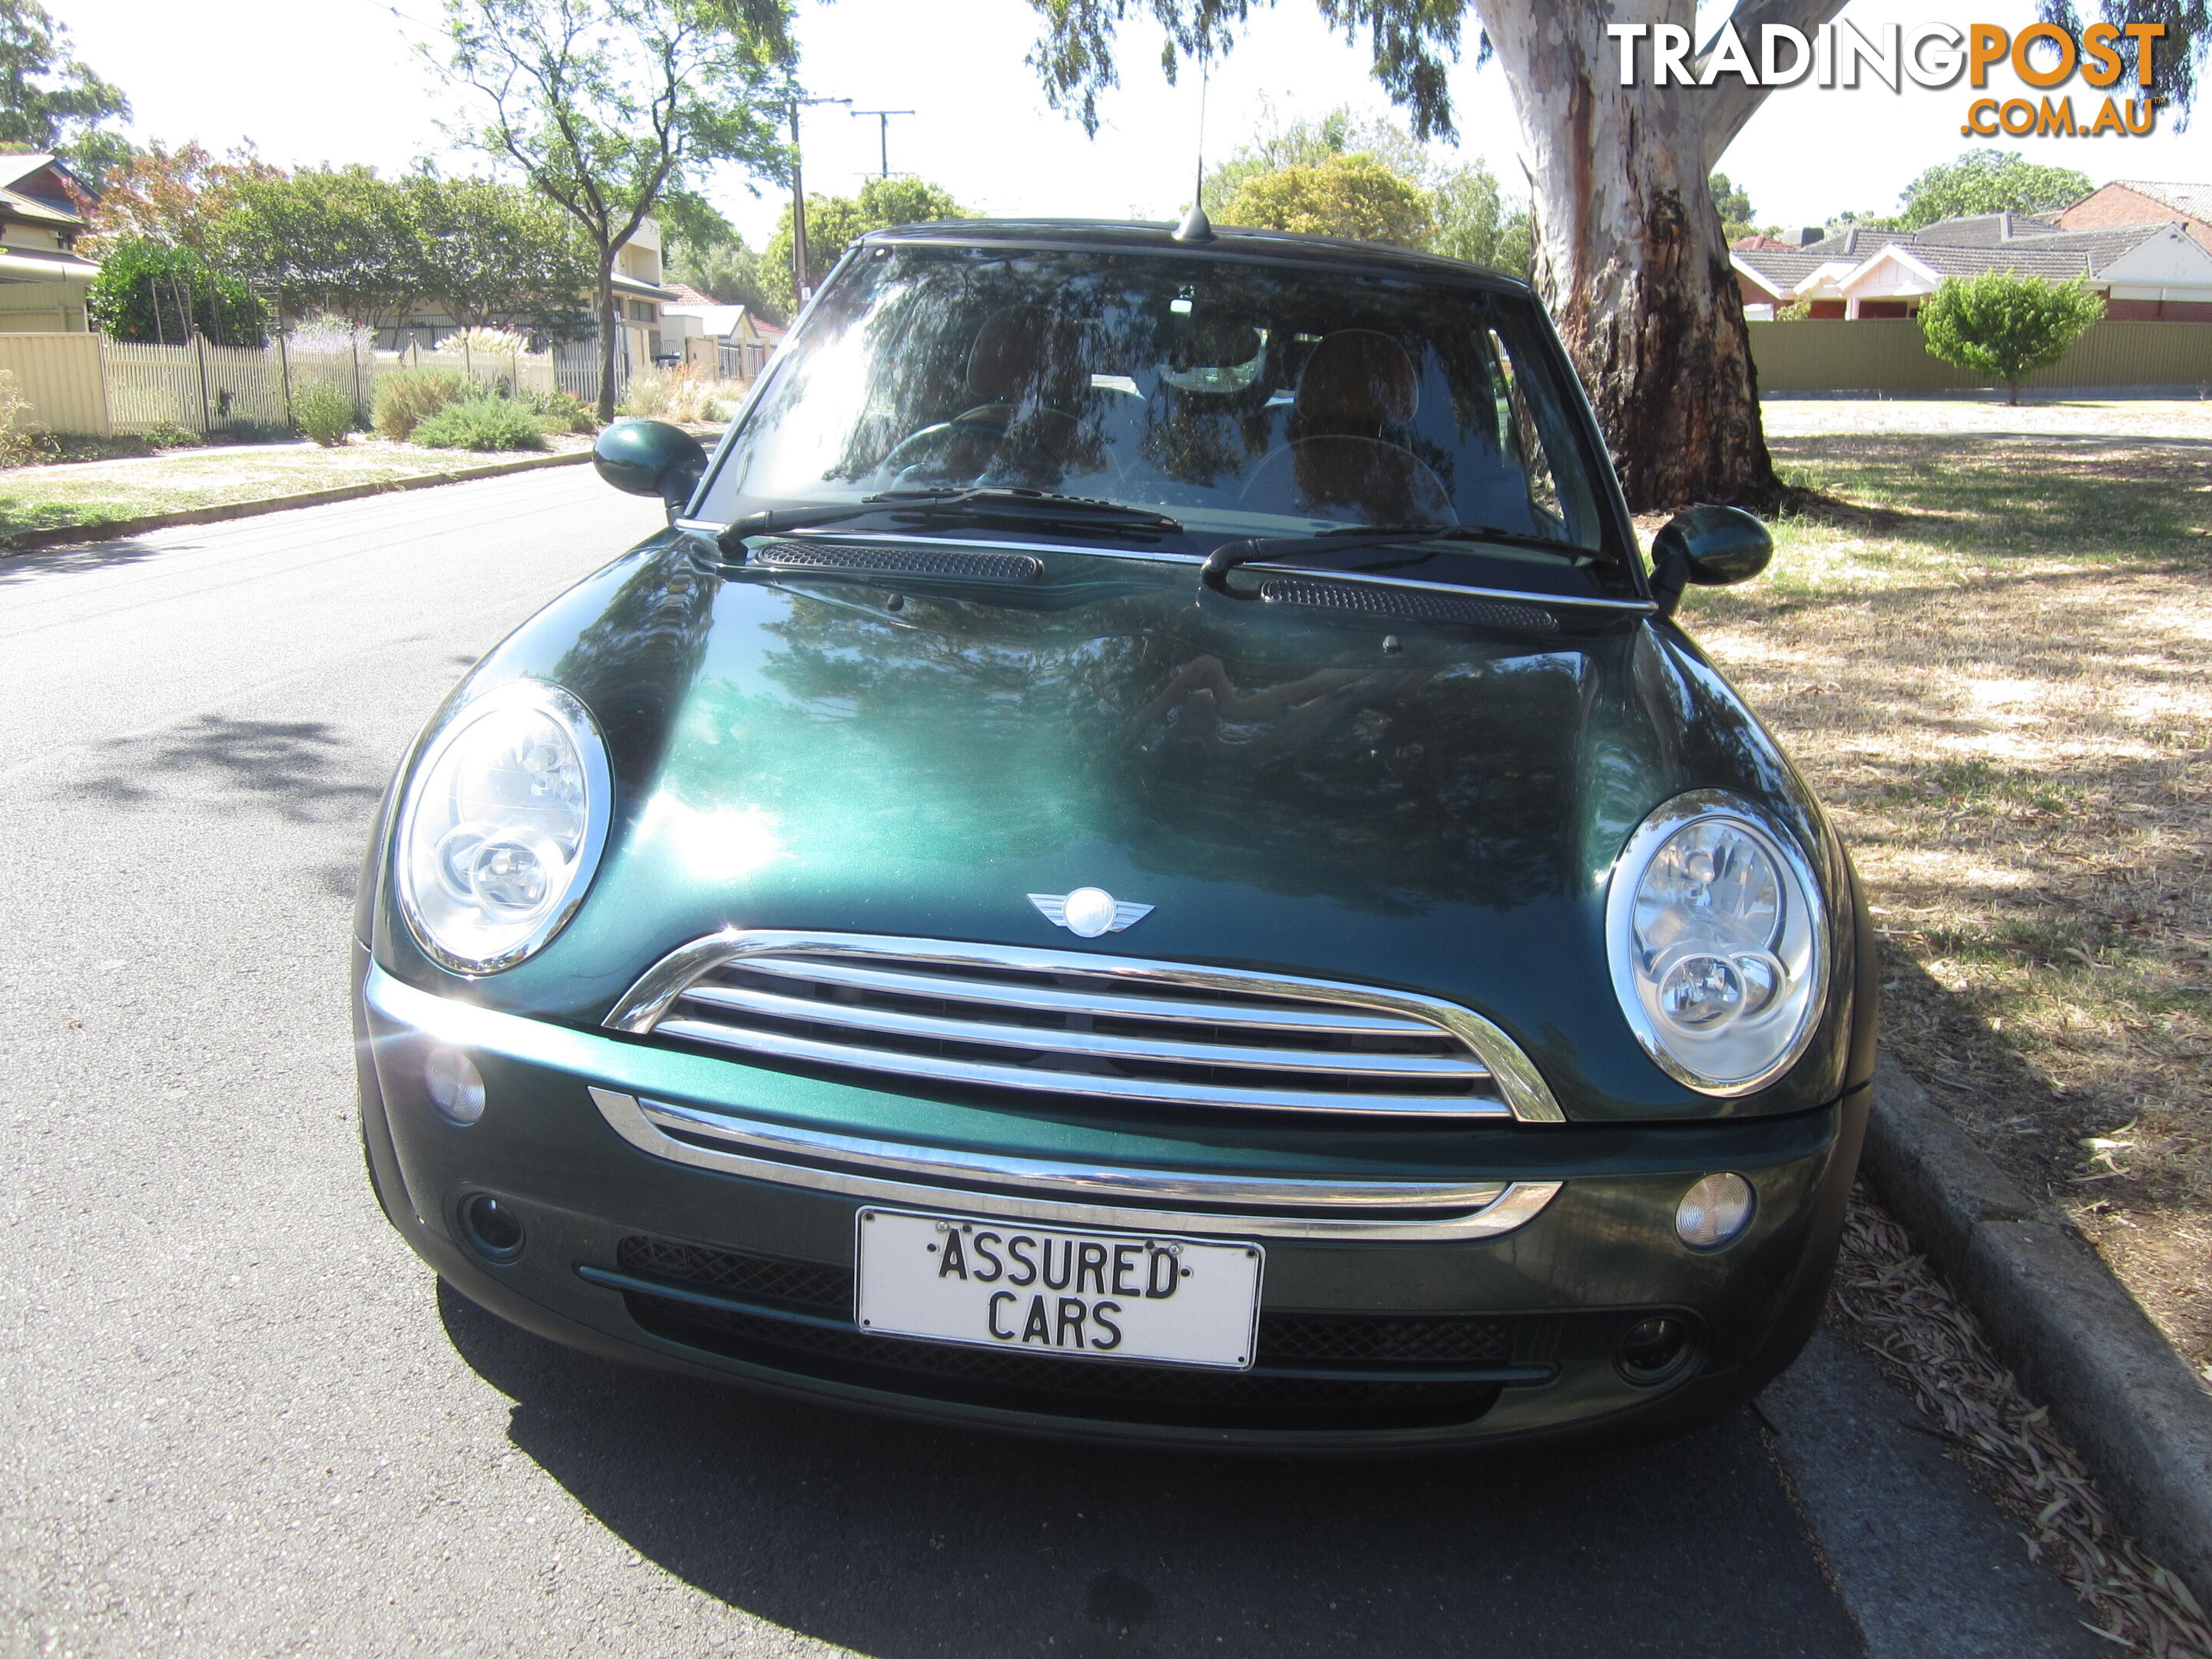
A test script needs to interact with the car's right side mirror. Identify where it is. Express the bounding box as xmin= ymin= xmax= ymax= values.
xmin=1649 ymin=505 xmax=1773 ymax=617
xmin=594 ymin=419 xmax=709 ymax=520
